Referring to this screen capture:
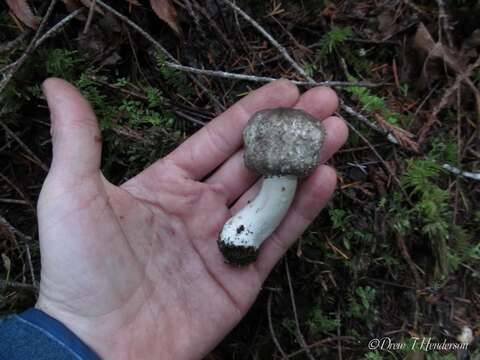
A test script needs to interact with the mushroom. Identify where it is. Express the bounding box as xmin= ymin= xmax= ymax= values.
xmin=218 ymin=107 xmax=326 ymax=266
